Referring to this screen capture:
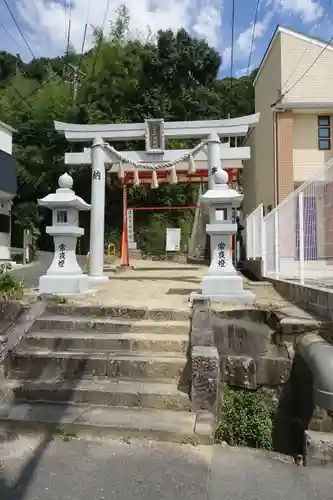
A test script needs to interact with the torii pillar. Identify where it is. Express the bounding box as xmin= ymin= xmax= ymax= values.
xmin=89 ymin=137 xmax=108 ymax=283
